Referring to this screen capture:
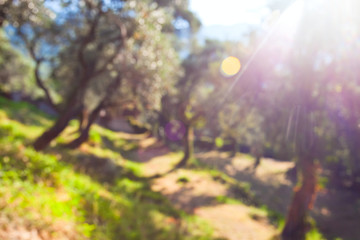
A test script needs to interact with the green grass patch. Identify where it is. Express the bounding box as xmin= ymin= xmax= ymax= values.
xmin=259 ymin=205 xmax=285 ymax=229
xmin=177 ymin=175 xmax=190 ymax=183
xmin=215 ymin=195 xmax=242 ymax=205
xmin=305 ymin=218 xmax=326 ymax=240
